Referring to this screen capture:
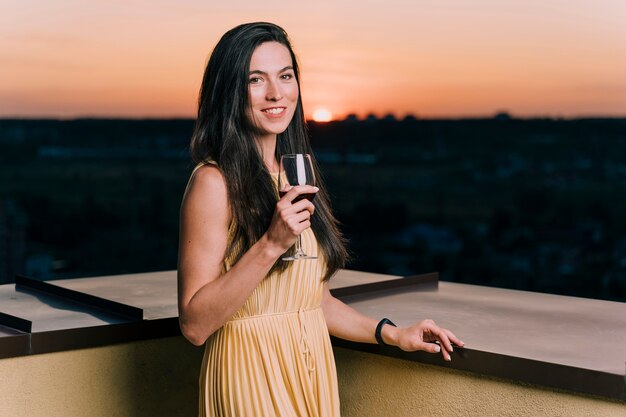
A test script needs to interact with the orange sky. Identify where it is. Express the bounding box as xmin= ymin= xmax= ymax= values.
xmin=1 ymin=0 xmax=625 ymax=119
